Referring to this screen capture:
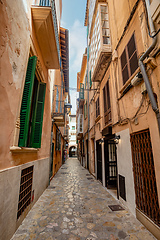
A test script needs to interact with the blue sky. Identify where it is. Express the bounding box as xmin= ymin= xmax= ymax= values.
xmin=61 ymin=0 xmax=87 ymax=114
